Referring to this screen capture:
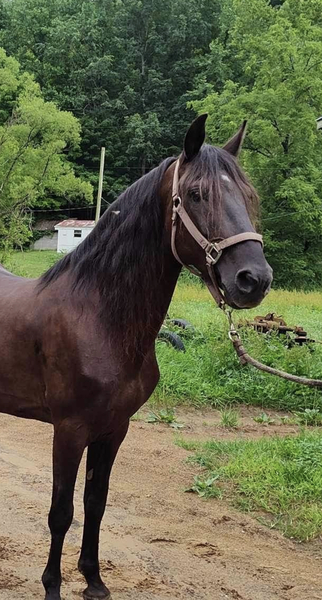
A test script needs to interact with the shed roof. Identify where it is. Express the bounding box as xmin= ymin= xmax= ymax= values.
xmin=55 ymin=220 xmax=95 ymax=229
